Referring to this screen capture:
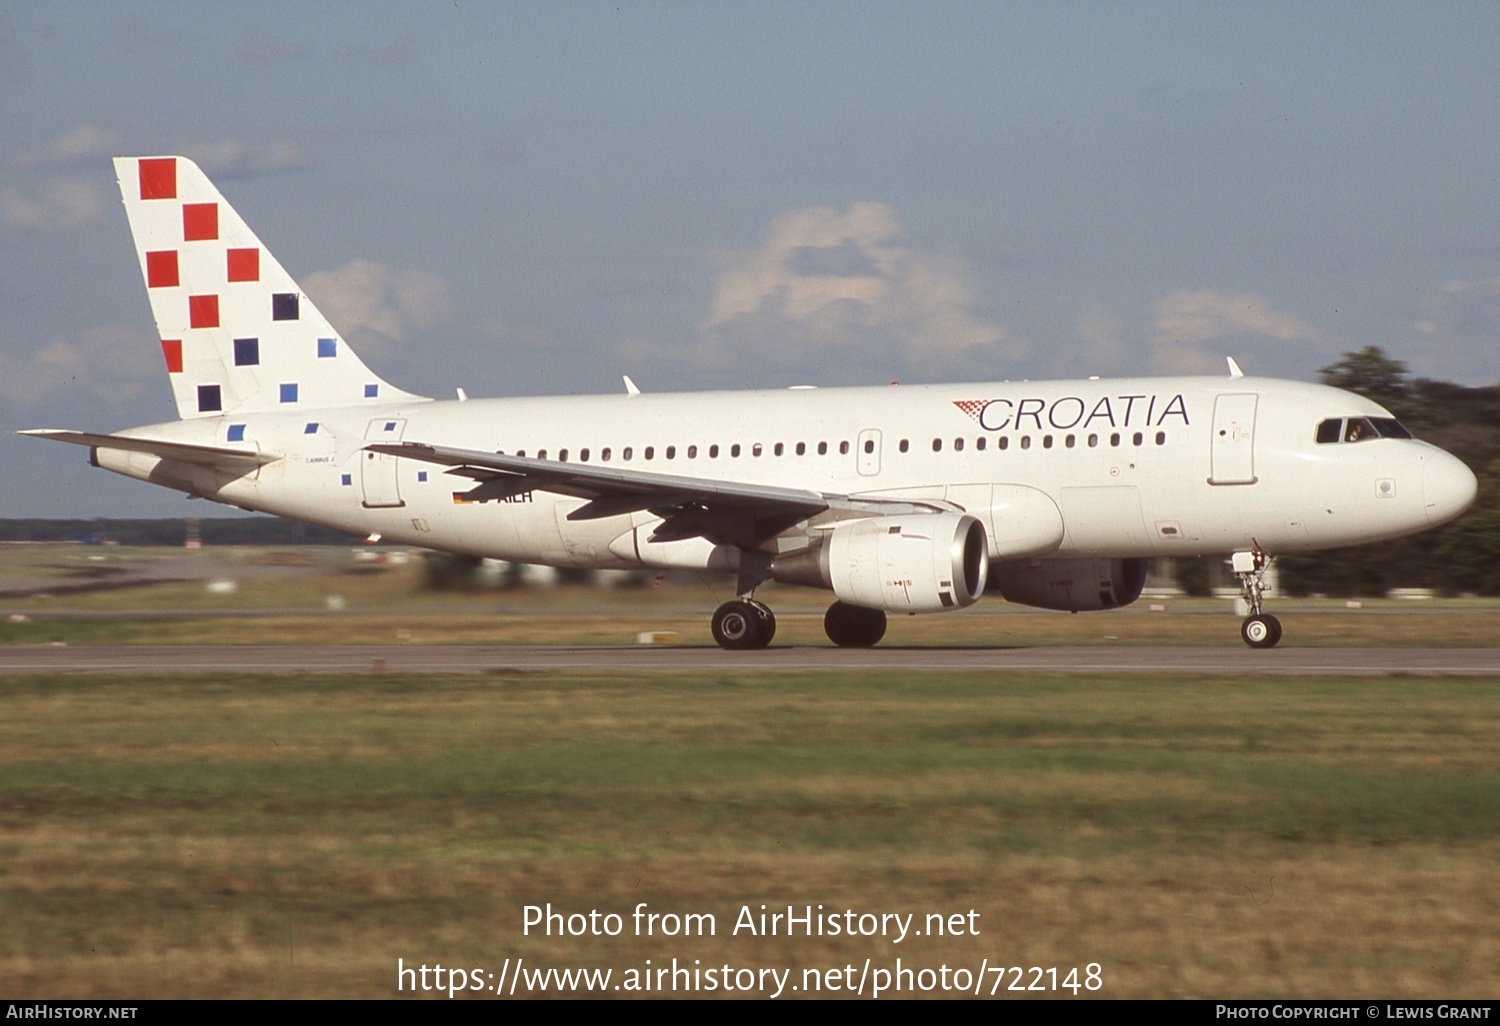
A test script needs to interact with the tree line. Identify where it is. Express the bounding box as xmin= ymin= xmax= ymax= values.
xmin=1273 ymin=347 xmax=1500 ymax=596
